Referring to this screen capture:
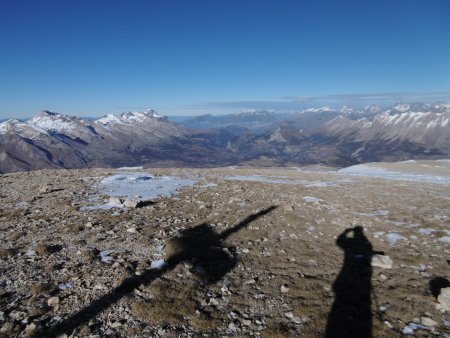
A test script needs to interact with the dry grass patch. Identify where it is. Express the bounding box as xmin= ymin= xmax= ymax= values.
xmin=262 ymin=324 xmax=292 ymax=338
xmin=0 ymin=208 xmax=26 ymax=218
xmin=0 ymin=248 xmax=15 ymax=257
xmin=132 ymin=282 xmax=198 ymax=326
xmin=8 ymin=231 xmax=26 ymax=240
xmin=30 ymin=282 xmax=53 ymax=296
